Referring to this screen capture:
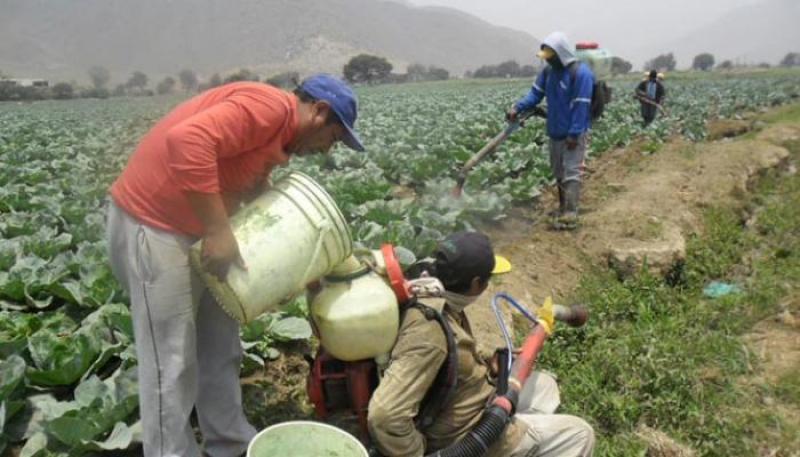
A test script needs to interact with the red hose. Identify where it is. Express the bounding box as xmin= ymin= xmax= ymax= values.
xmin=492 ymin=325 xmax=549 ymax=413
